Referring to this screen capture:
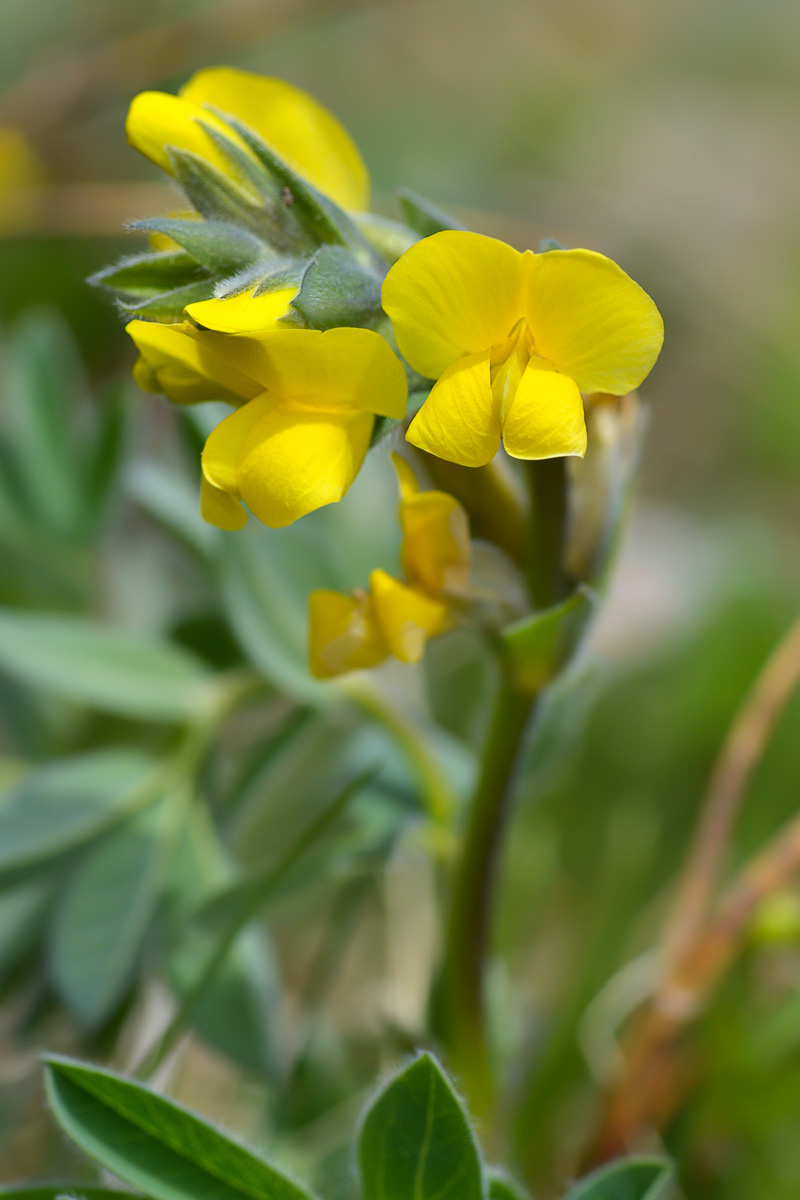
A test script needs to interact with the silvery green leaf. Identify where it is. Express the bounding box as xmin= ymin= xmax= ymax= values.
xmin=167 ymin=147 xmax=275 ymax=240
xmin=564 ymin=1158 xmax=674 ymax=1200
xmin=44 ymin=1056 xmax=316 ymax=1200
xmin=359 ymin=1053 xmax=483 ymax=1200
xmin=130 ymin=218 xmax=269 ymax=274
xmin=119 ymin=280 xmax=216 ymax=321
xmin=90 ymin=251 xmax=209 ymax=299
xmin=487 ymin=1168 xmax=533 ymax=1200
